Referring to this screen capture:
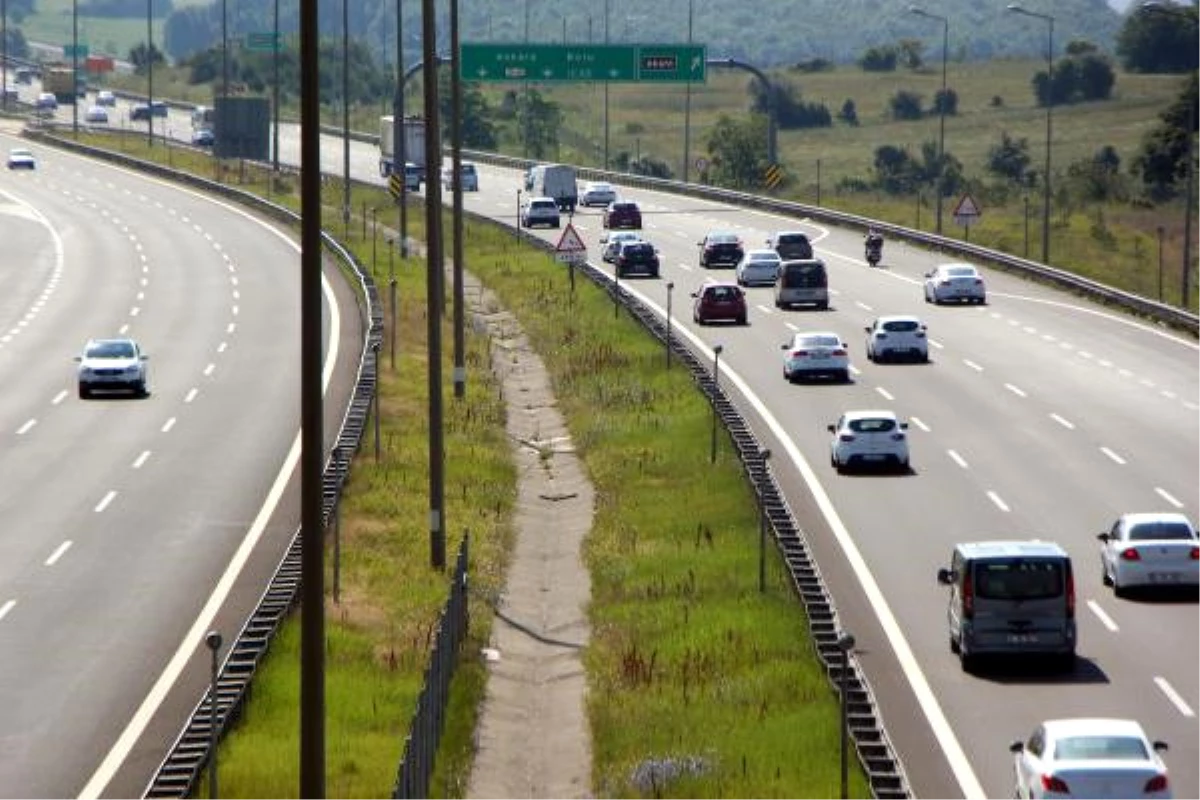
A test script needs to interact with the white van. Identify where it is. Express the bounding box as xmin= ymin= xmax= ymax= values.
xmin=936 ymin=540 xmax=1077 ymax=673
xmin=533 ymin=163 xmax=578 ymax=213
